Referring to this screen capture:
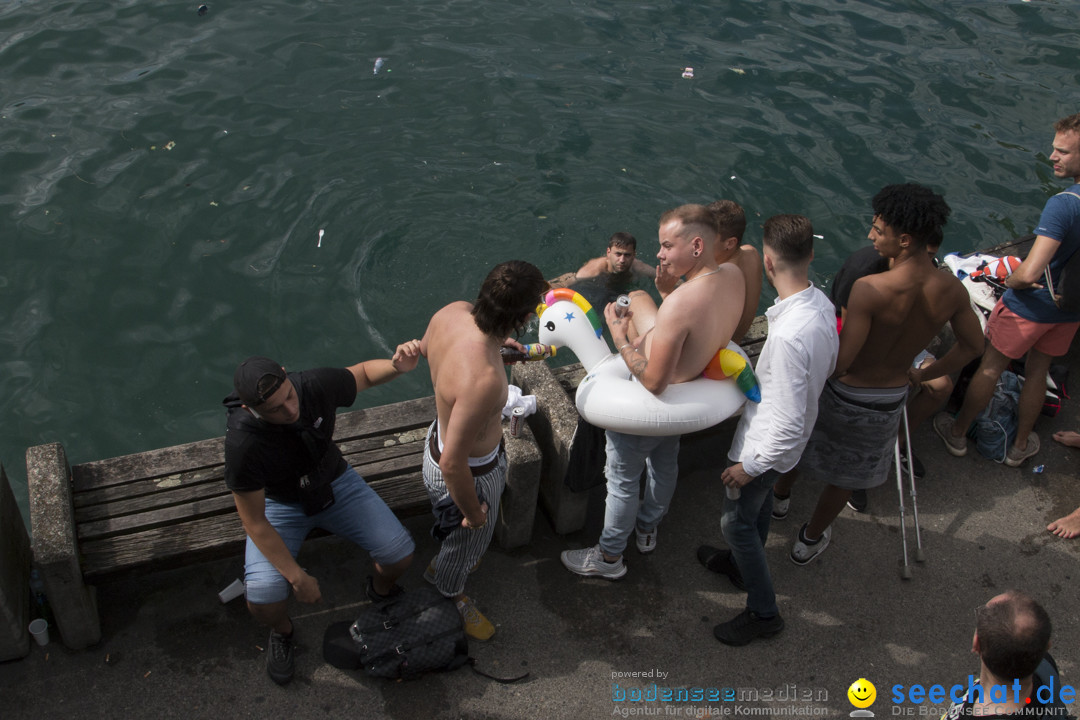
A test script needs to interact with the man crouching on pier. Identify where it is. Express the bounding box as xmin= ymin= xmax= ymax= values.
xmin=420 ymin=260 xmax=549 ymax=641
xmin=224 ymin=346 xmax=421 ymax=685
